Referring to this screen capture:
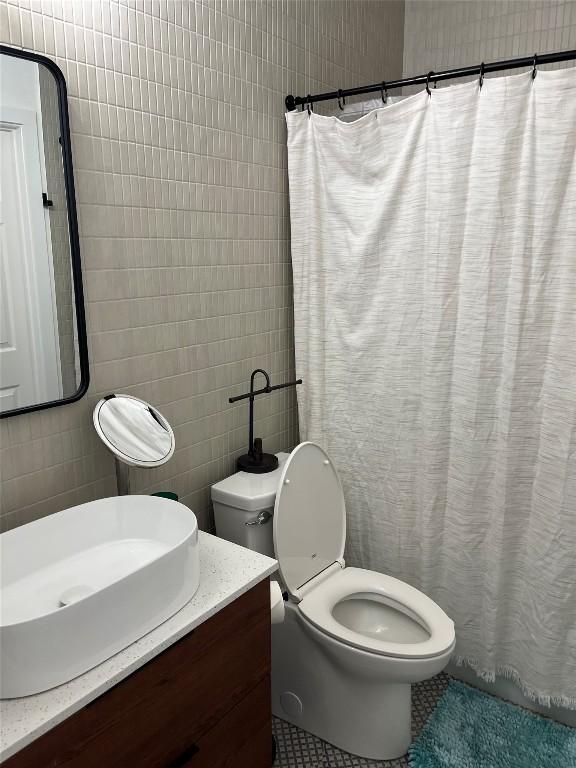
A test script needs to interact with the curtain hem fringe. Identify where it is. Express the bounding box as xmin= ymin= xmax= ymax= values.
xmin=453 ymin=655 xmax=576 ymax=711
